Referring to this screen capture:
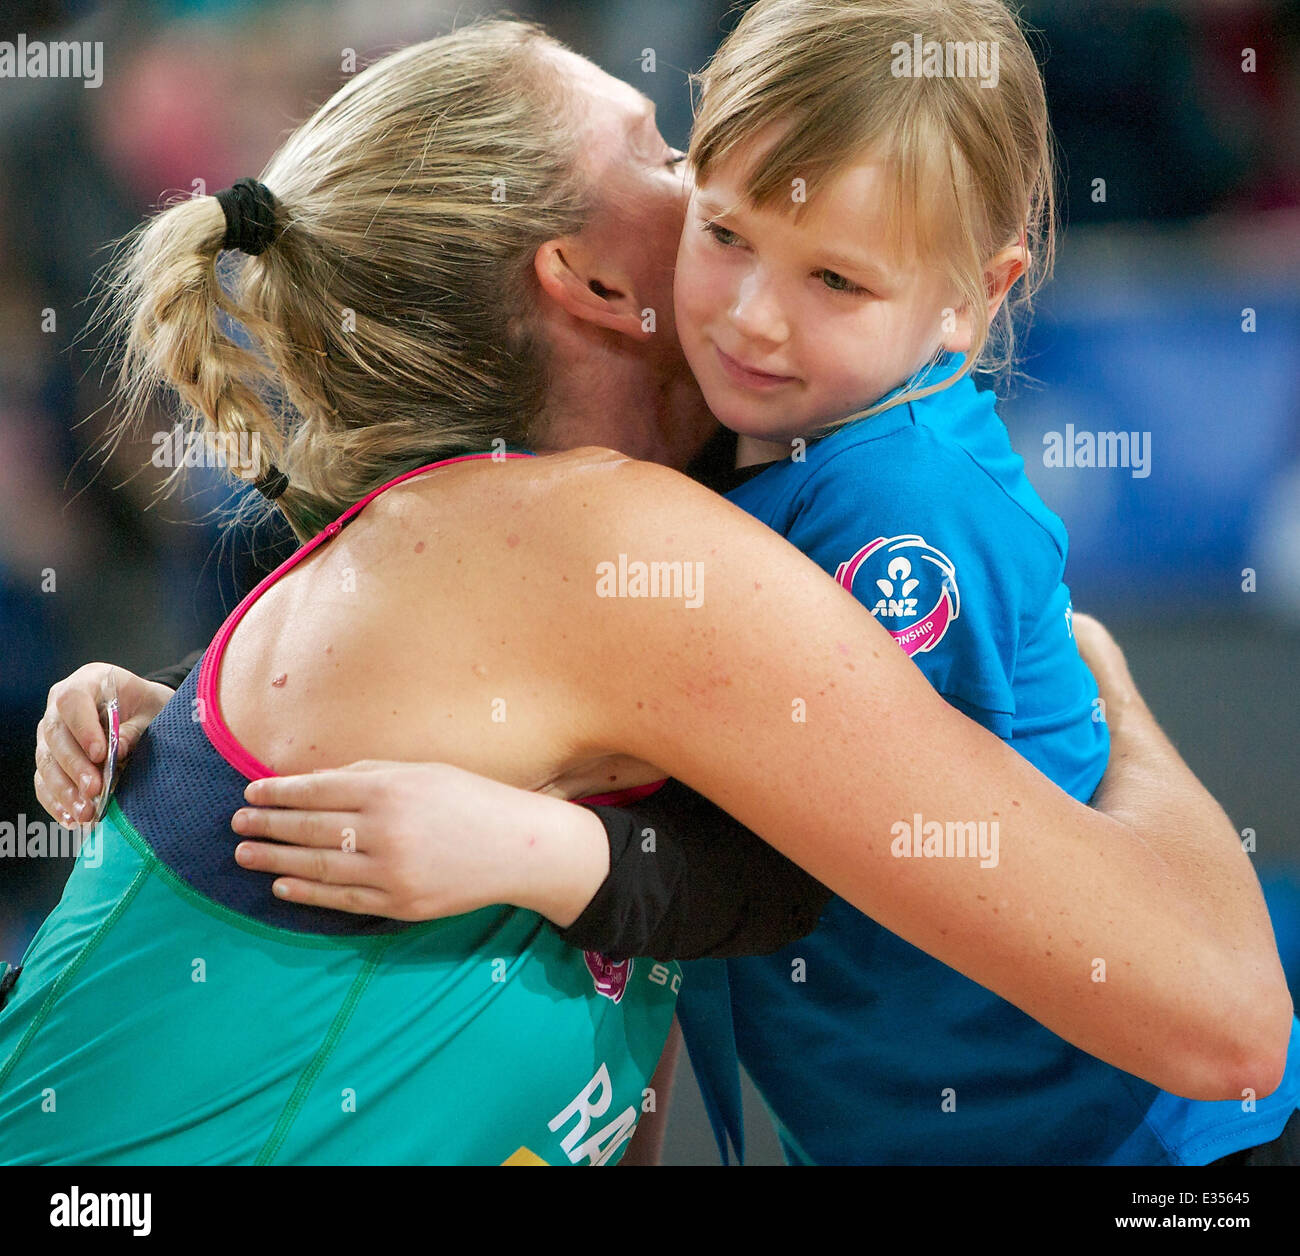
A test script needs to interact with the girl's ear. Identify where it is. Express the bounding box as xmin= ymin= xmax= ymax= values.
xmin=982 ymin=243 xmax=1028 ymax=323
xmin=534 ymin=239 xmax=654 ymax=341
xmin=939 ymin=244 xmax=1028 ymax=355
